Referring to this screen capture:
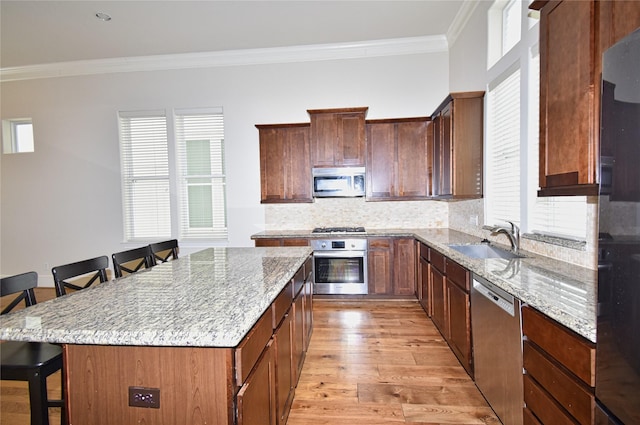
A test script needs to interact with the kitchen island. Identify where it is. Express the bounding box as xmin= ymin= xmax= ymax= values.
xmin=0 ymin=247 xmax=313 ymax=425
